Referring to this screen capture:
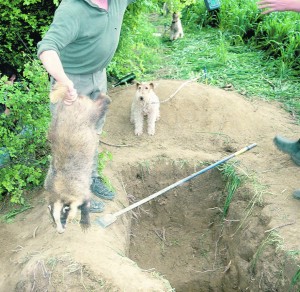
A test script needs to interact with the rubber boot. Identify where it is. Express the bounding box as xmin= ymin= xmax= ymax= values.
xmin=89 ymin=199 xmax=105 ymax=213
xmin=91 ymin=177 xmax=115 ymax=200
xmin=273 ymin=135 xmax=300 ymax=166
xmin=293 ymin=190 xmax=300 ymax=200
